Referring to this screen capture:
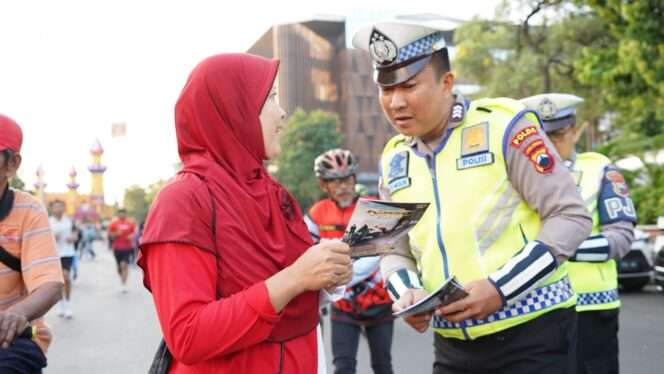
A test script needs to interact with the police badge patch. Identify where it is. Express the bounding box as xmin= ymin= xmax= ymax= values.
xmin=370 ymin=28 xmax=398 ymax=66
xmin=388 ymin=151 xmax=411 ymax=194
xmin=457 ymin=122 xmax=494 ymax=170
